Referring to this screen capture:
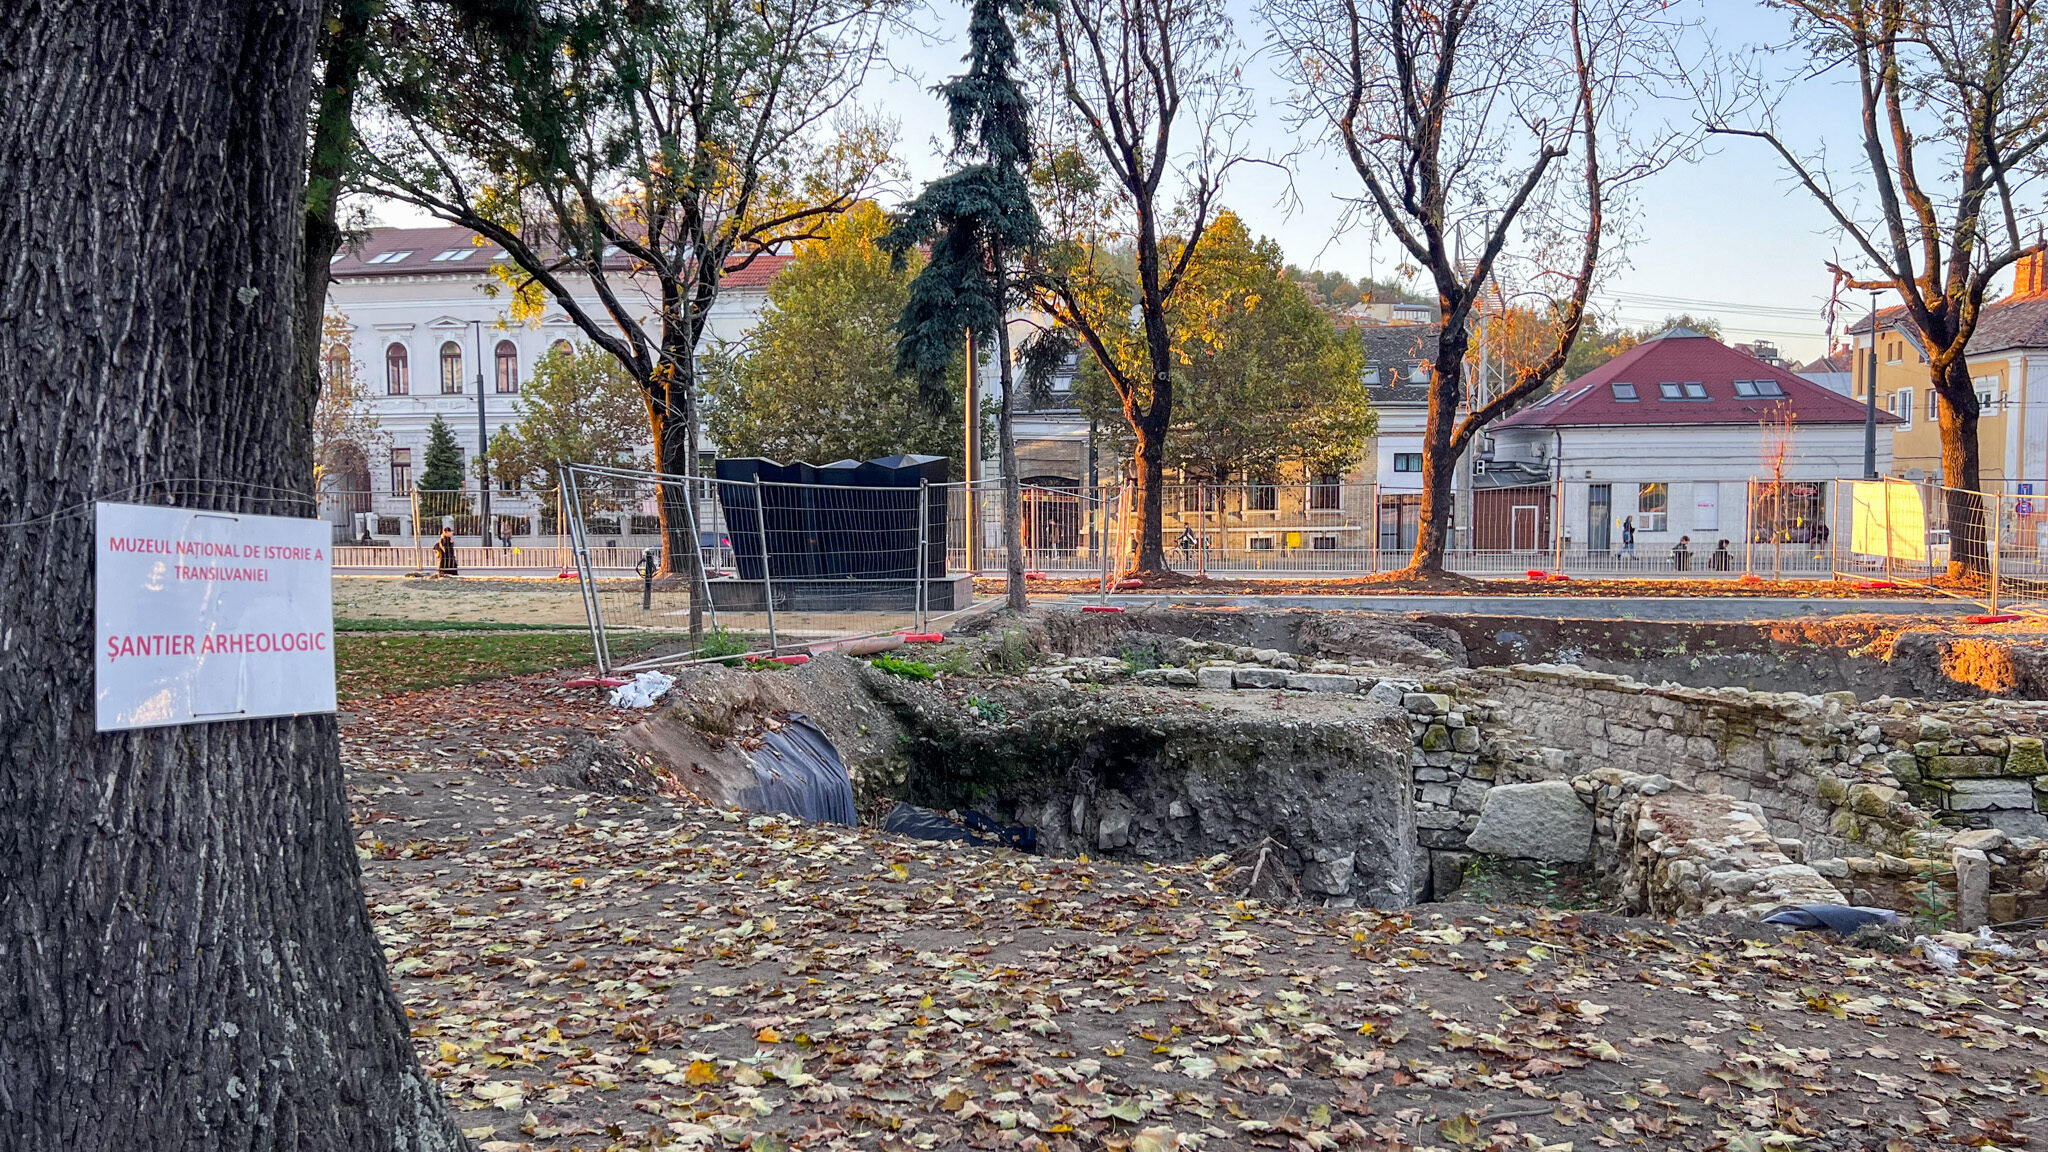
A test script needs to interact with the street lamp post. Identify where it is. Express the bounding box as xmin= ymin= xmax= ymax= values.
xmin=473 ymin=320 xmax=493 ymax=548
